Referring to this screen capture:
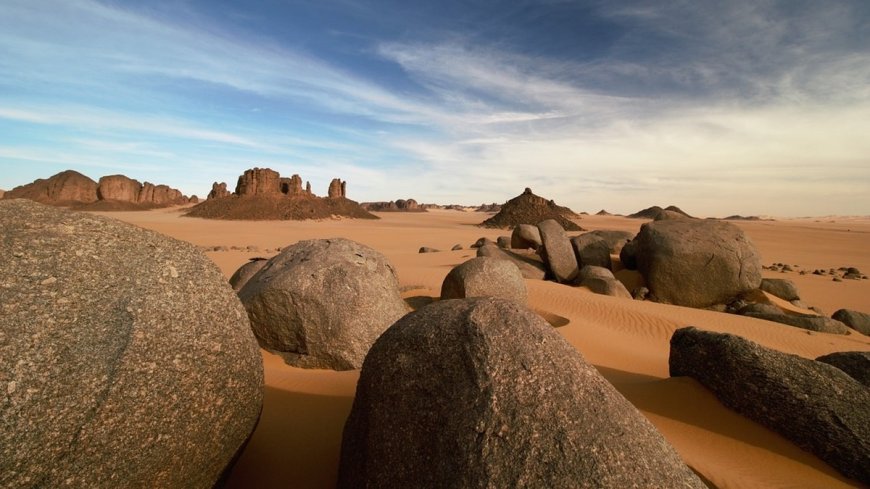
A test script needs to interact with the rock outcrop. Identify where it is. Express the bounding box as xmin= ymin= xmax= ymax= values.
xmin=670 ymin=327 xmax=870 ymax=484
xmin=537 ymin=219 xmax=579 ymax=283
xmin=629 ymin=205 xmax=693 ymax=220
xmin=4 ymin=169 xmax=98 ymax=204
xmin=740 ymin=311 xmax=850 ymax=334
xmin=440 ymin=257 xmax=527 ymax=302
xmin=635 ymin=219 xmax=762 ymax=308
xmin=238 ymin=238 xmax=408 ymax=370
xmin=481 ymin=188 xmax=582 ymax=231
xmin=97 ymin=174 xmax=140 ymax=202
xmin=186 ymin=168 xmax=376 ymax=220
xmin=339 ymin=298 xmax=705 ymax=489
xmin=0 ymin=200 xmax=263 ymax=488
